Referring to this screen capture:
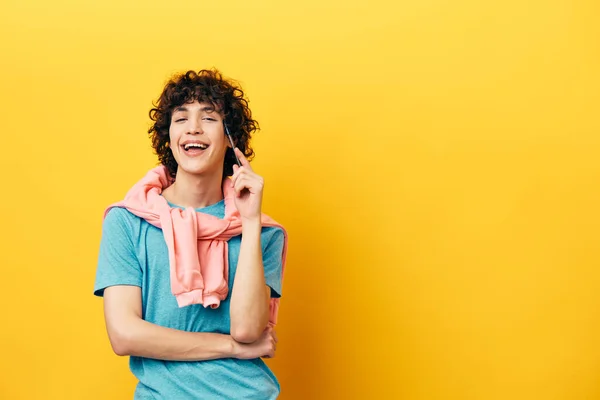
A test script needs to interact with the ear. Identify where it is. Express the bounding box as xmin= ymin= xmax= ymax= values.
xmin=223 ymin=123 xmax=237 ymax=149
